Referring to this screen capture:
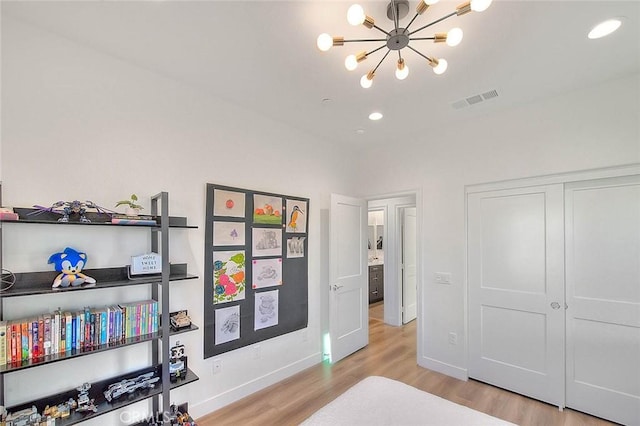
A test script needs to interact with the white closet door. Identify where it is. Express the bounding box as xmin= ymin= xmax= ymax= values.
xmin=468 ymin=184 xmax=565 ymax=407
xmin=565 ymin=176 xmax=640 ymax=426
